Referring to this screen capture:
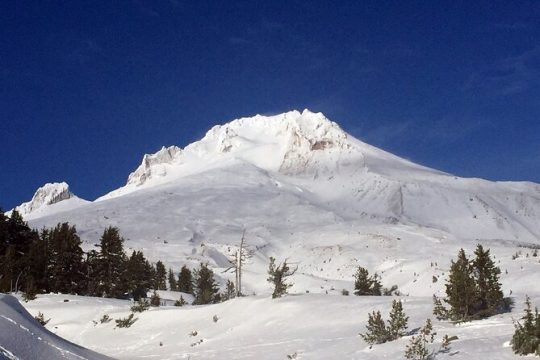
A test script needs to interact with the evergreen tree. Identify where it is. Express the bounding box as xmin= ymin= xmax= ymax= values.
xmin=168 ymin=268 xmax=177 ymax=291
xmin=472 ymin=244 xmax=504 ymax=317
xmin=27 ymin=230 xmax=49 ymax=293
xmin=432 ymin=295 xmax=449 ymax=320
xmin=174 ymin=296 xmax=187 ymax=306
xmin=354 ymin=266 xmax=382 ymax=296
xmin=267 ymin=257 xmax=296 ymax=299
xmin=192 ymin=263 xmax=219 ymax=305
xmin=387 ymin=299 xmax=409 ymax=340
xmin=445 ymin=248 xmax=476 ymax=321
xmin=0 ymin=245 xmax=17 ymax=292
xmin=177 ymin=265 xmax=193 ymax=294
xmin=404 ymin=319 xmax=434 ymax=360
xmin=511 ymin=296 xmax=540 ymax=356
xmin=83 ymin=250 xmax=100 ymax=297
xmin=124 ymin=251 xmax=153 ymax=300
xmin=360 ymin=311 xmax=389 ymax=345
xmin=0 ymin=211 xmax=39 ymax=293
xmin=222 ymin=280 xmax=236 ymax=301
xmin=46 ymin=223 xmax=85 ymax=294
xmin=96 ymin=227 xmax=127 ymax=298
xmin=154 ymin=260 xmax=167 ymax=290
xmin=371 ymin=273 xmax=383 ymax=296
